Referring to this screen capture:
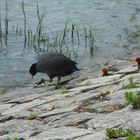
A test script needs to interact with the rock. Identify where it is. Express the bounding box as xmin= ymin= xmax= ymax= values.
xmin=116 ymin=66 xmax=137 ymax=74
xmin=0 ymin=87 xmax=48 ymax=102
xmin=87 ymin=99 xmax=126 ymax=114
xmin=0 ymin=116 xmax=14 ymax=123
xmin=0 ymin=103 xmax=14 ymax=114
xmin=49 ymin=112 xmax=94 ymax=127
xmin=6 ymin=94 xmax=43 ymax=104
xmin=46 ymin=103 xmax=54 ymax=111
xmin=39 ymin=103 xmax=80 ymax=119
xmin=0 ymin=119 xmax=45 ymax=139
xmin=79 ymin=74 xmax=122 ymax=86
xmin=0 ymin=61 xmax=140 ymax=140
xmin=76 ymin=130 xmax=105 ymax=140
xmin=86 ymin=107 xmax=140 ymax=131
xmin=26 ymin=127 xmax=93 ymax=140
xmin=2 ymin=99 xmax=48 ymax=116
